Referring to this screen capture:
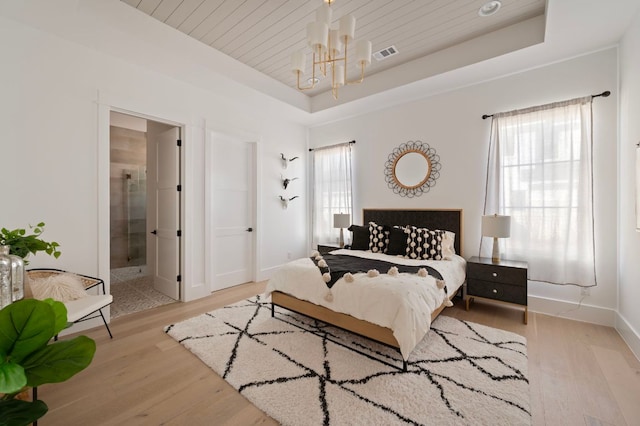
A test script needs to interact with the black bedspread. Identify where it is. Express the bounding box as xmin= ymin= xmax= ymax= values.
xmin=310 ymin=253 xmax=444 ymax=289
